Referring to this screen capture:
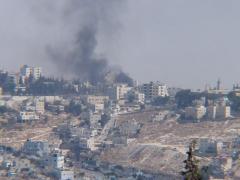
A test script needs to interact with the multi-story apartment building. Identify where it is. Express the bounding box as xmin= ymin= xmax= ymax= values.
xmin=207 ymin=106 xmax=217 ymax=119
xmin=185 ymin=105 xmax=207 ymax=120
xmin=207 ymin=105 xmax=231 ymax=119
xmin=32 ymin=67 xmax=42 ymax=80
xmin=108 ymin=84 xmax=132 ymax=101
xmin=126 ymin=90 xmax=145 ymax=104
xmin=35 ymin=98 xmax=45 ymax=114
xmin=134 ymin=92 xmax=145 ymax=104
xmin=48 ymin=150 xmax=65 ymax=169
xmin=57 ymin=170 xmax=74 ymax=180
xmin=216 ymin=105 xmax=231 ymax=119
xmin=141 ymin=81 xmax=169 ymax=100
xmin=20 ymin=65 xmax=42 ymax=81
xmin=20 ymin=65 xmax=32 ymax=78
